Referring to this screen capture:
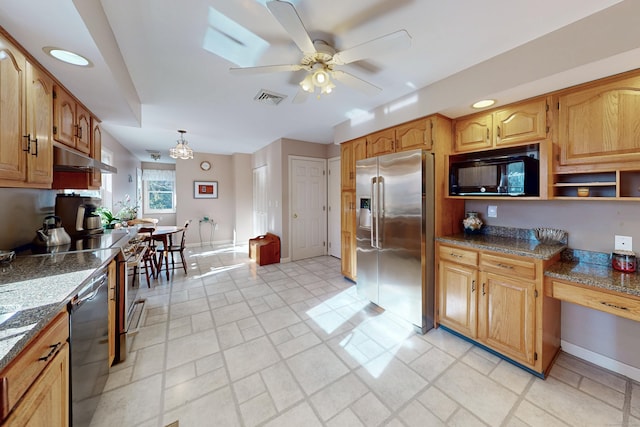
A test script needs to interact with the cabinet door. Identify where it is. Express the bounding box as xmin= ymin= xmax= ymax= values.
xmin=90 ymin=120 xmax=102 ymax=188
xmin=438 ymin=260 xmax=478 ymax=338
xmin=341 ymin=230 xmax=354 ymax=280
xmin=340 ymin=142 xmax=354 ymax=191
xmin=396 ymin=118 xmax=432 ymax=151
xmin=353 ymin=137 xmax=367 ymax=161
xmin=4 ymin=344 xmax=68 ymax=427
xmin=341 ymin=191 xmax=356 ymax=280
xmin=559 ymin=75 xmax=640 ymax=165
xmin=26 ymin=63 xmax=53 ymax=186
xmin=494 ymin=98 xmax=548 ymax=147
xmin=53 ymin=86 xmax=76 ymax=148
xmin=367 ymin=128 xmax=395 ymax=157
xmin=75 ymin=105 xmax=91 ymax=154
xmin=478 ymin=272 xmax=536 ymax=365
xmin=0 ymin=40 xmax=26 ymax=182
xmin=454 ymin=114 xmax=492 ymax=152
